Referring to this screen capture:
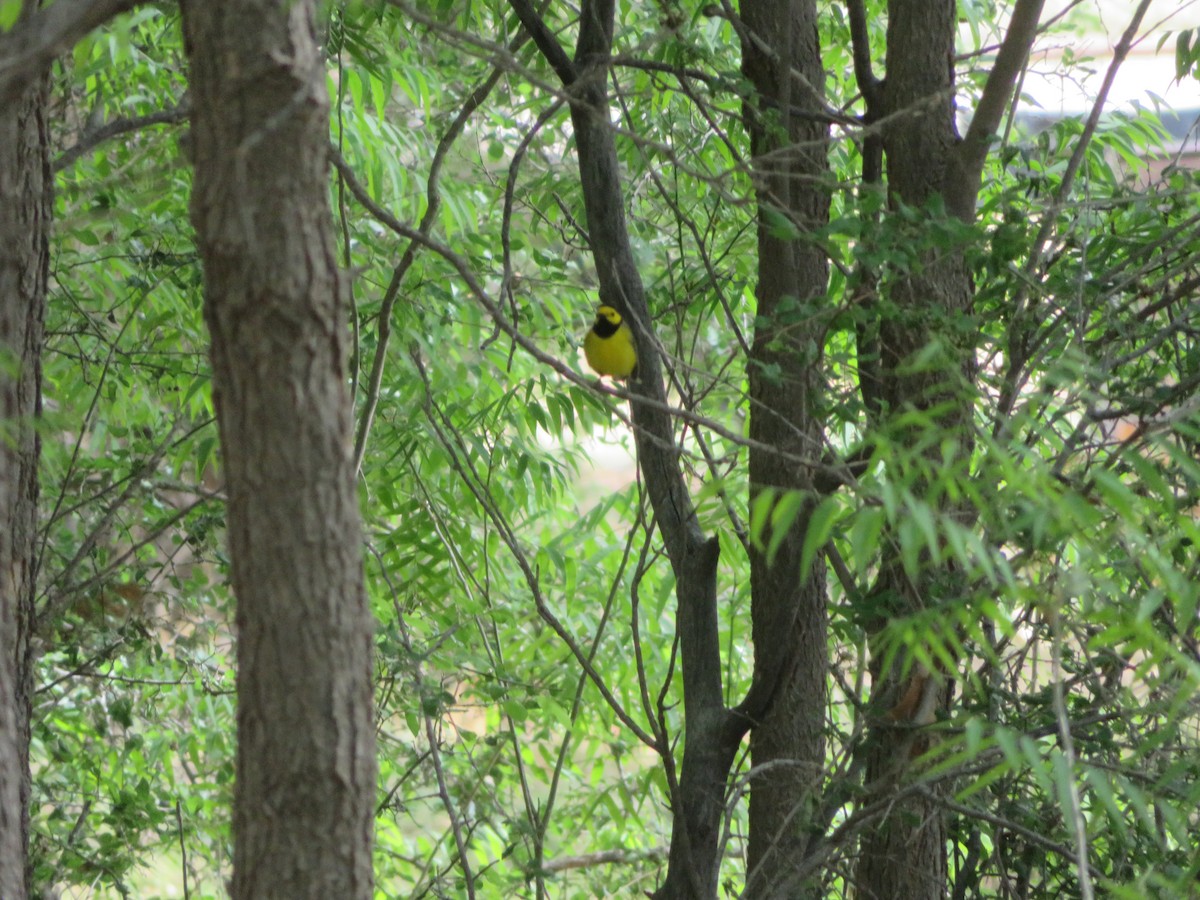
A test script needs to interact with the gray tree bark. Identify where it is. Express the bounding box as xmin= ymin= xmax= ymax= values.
xmin=853 ymin=2 xmax=1044 ymax=897
xmin=738 ymin=1 xmax=831 ymax=897
xmin=0 ymin=40 xmax=49 ymax=900
xmin=854 ymin=2 xmax=973 ymax=895
xmin=180 ymin=2 xmax=376 ymax=897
